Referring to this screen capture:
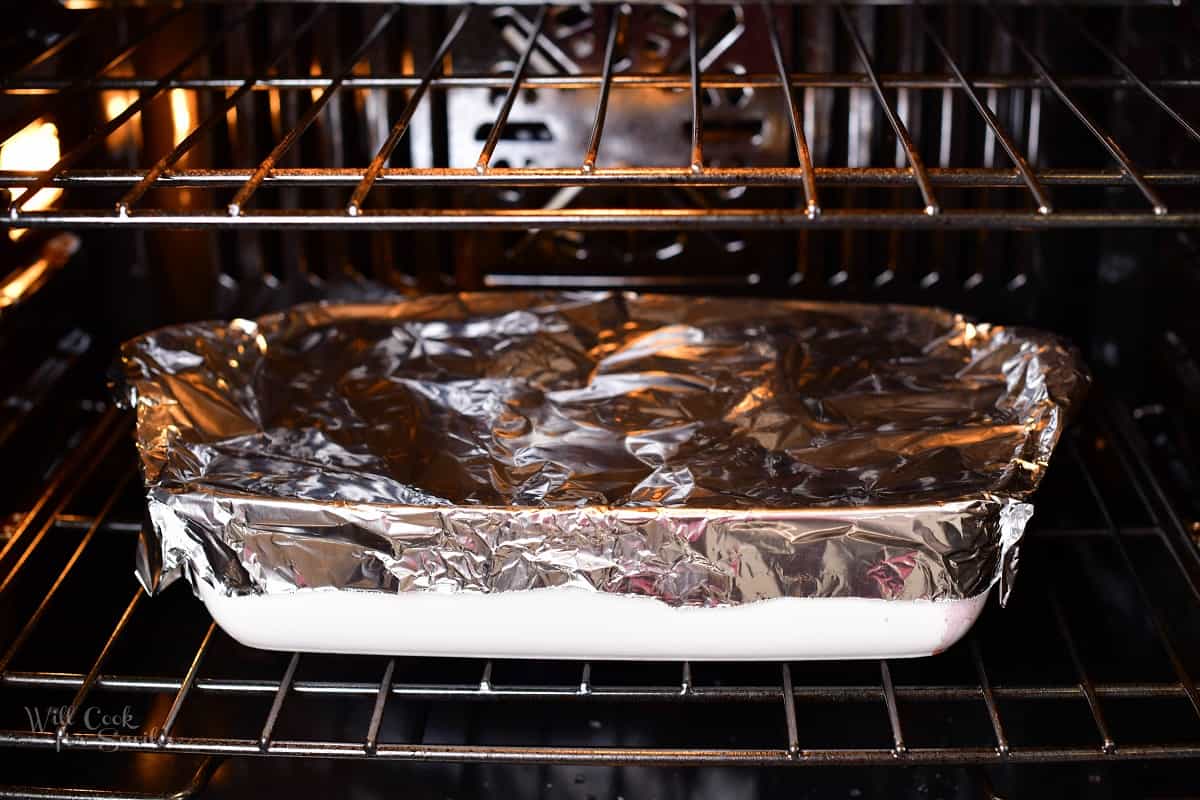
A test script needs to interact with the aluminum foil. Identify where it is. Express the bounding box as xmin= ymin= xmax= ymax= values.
xmin=117 ymin=292 xmax=1088 ymax=607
